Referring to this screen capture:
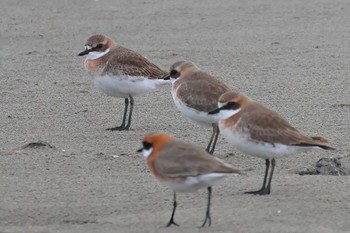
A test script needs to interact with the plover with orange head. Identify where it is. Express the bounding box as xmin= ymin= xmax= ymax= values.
xmin=137 ymin=132 xmax=241 ymax=227
xmin=209 ymin=91 xmax=335 ymax=195
xmin=79 ymin=34 xmax=169 ymax=130
xmin=165 ymin=61 xmax=231 ymax=154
